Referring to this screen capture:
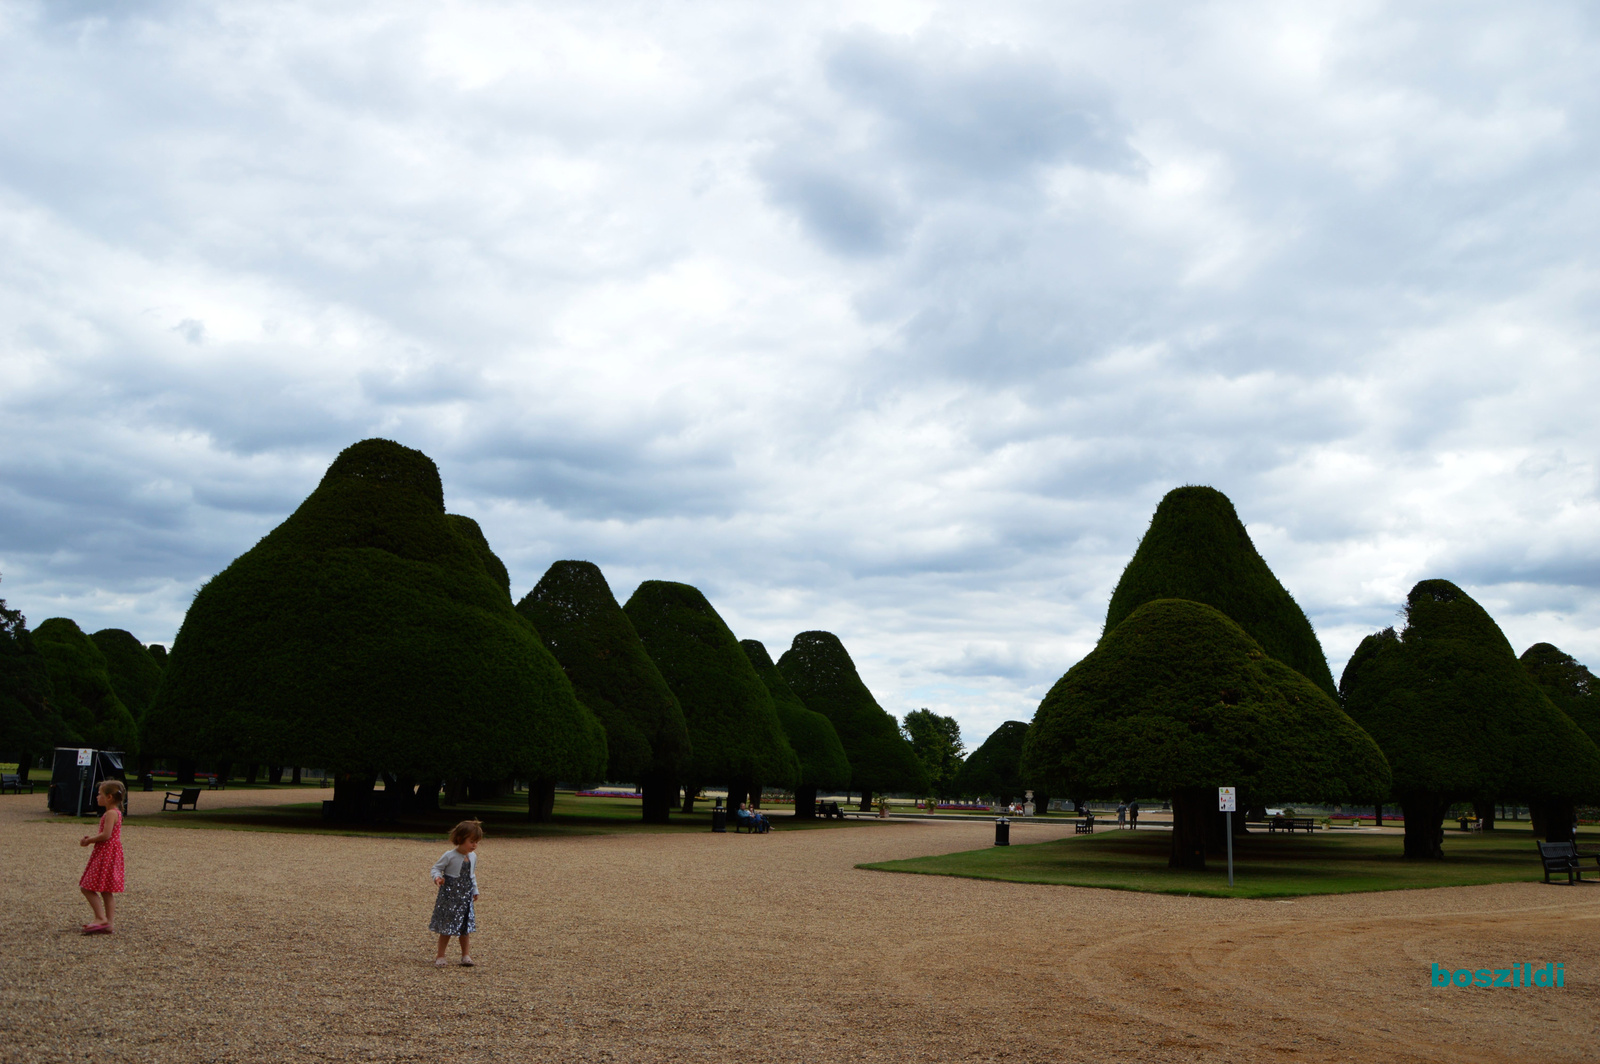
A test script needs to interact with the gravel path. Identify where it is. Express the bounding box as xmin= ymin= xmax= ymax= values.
xmin=2 ymin=791 xmax=1596 ymax=1063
